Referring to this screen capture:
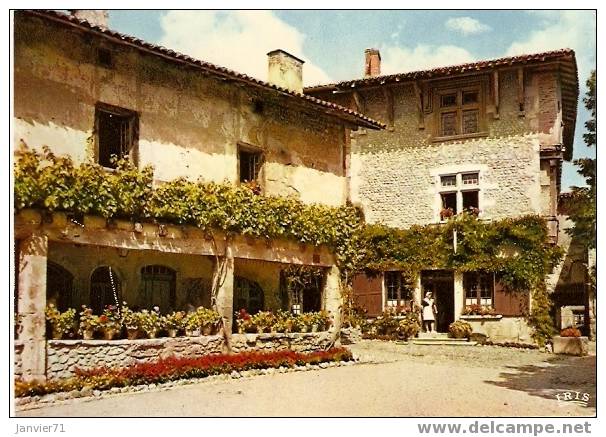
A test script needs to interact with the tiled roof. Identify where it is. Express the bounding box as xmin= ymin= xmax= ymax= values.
xmin=305 ymin=49 xmax=578 ymax=160
xmin=304 ymin=49 xmax=577 ymax=90
xmin=22 ymin=10 xmax=385 ymax=130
